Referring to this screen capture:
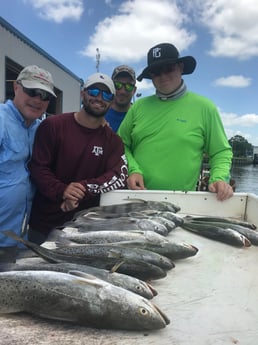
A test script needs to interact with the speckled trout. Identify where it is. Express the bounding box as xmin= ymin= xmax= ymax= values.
xmin=0 ymin=261 xmax=157 ymax=299
xmin=0 ymin=270 xmax=170 ymax=330
xmin=73 ymin=198 xmax=181 ymax=218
